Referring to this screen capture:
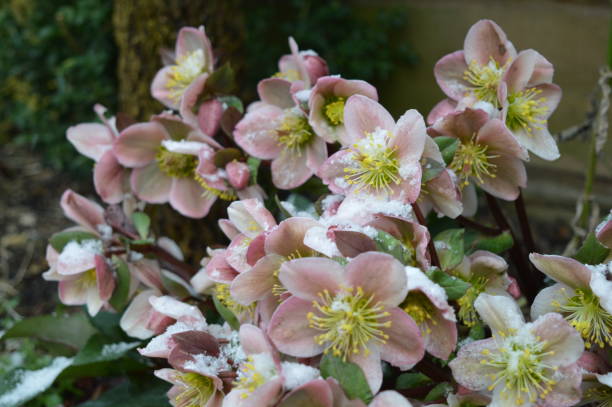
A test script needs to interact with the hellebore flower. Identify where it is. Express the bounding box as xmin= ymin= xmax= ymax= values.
xmin=113 ymin=117 xmax=218 ymax=218
xmin=151 ymin=26 xmax=214 ymax=110
xmin=433 ymin=20 xmax=516 ymax=110
xmin=319 ymin=95 xmax=426 ymax=202
xmin=450 ymin=294 xmax=584 ymax=407
xmin=234 ymin=78 xmax=328 ymax=189
xmin=308 ymin=76 xmax=378 ymax=144
xmin=268 ymin=252 xmax=424 ymax=393
xmin=501 ymin=50 xmax=562 ymax=160
xmin=274 ymin=37 xmax=329 ymax=88
xmin=120 ymin=290 xmax=173 ymax=340
xmin=402 ymin=266 xmax=457 ymax=360
xmin=428 ymin=108 xmax=527 ymax=201
xmin=530 ymin=253 xmax=612 ymax=349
